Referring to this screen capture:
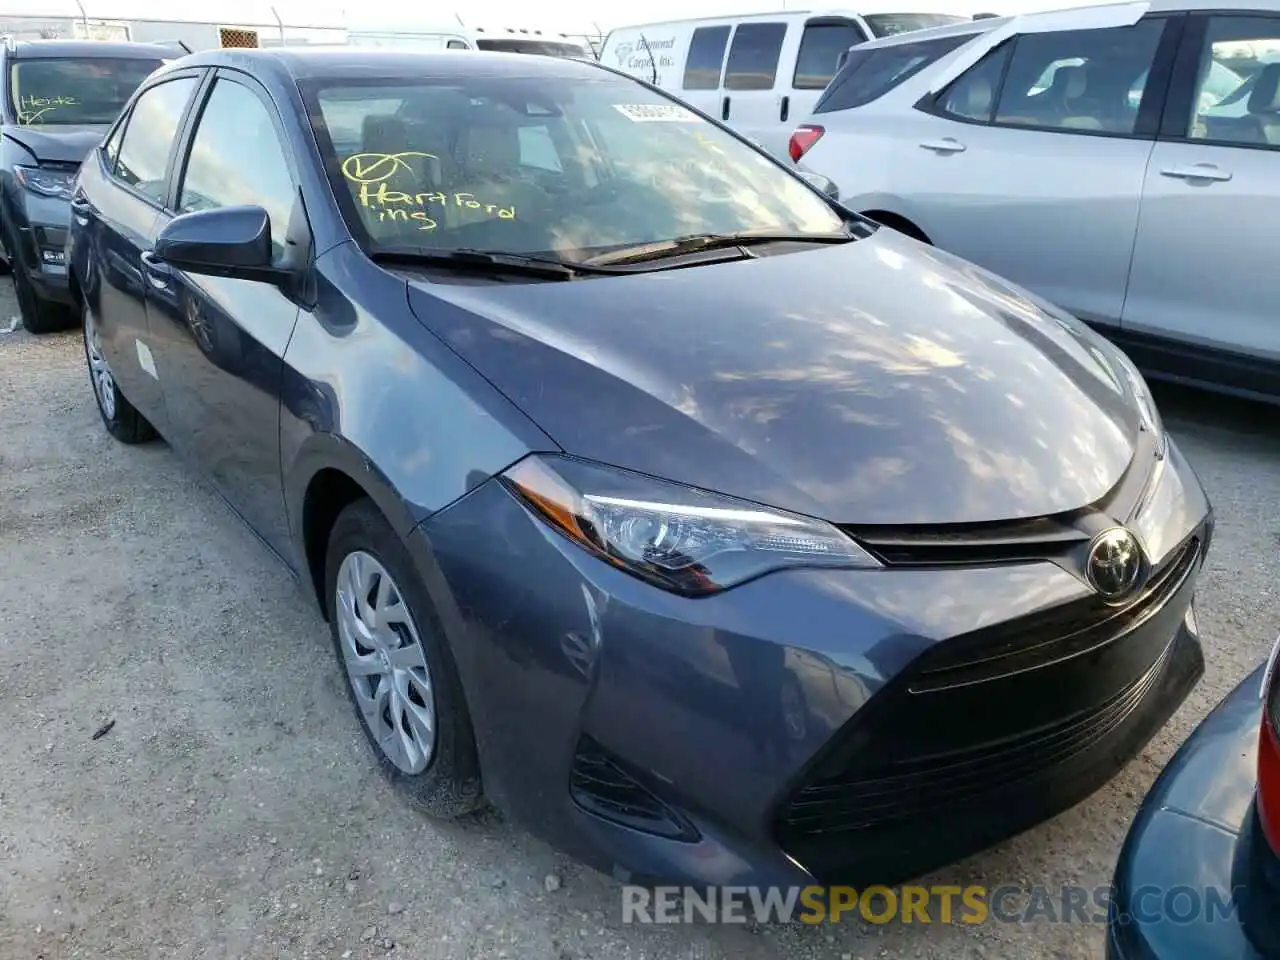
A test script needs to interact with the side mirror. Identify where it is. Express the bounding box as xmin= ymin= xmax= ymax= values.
xmin=798 ymin=169 xmax=840 ymax=200
xmin=154 ymin=204 xmax=281 ymax=281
